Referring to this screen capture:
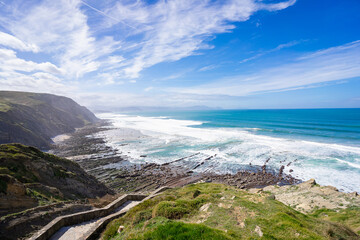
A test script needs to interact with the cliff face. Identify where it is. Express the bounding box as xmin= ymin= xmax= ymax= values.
xmin=0 ymin=143 xmax=113 ymax=214
xmin=0 ymin=91 xmax=98 ymax=149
